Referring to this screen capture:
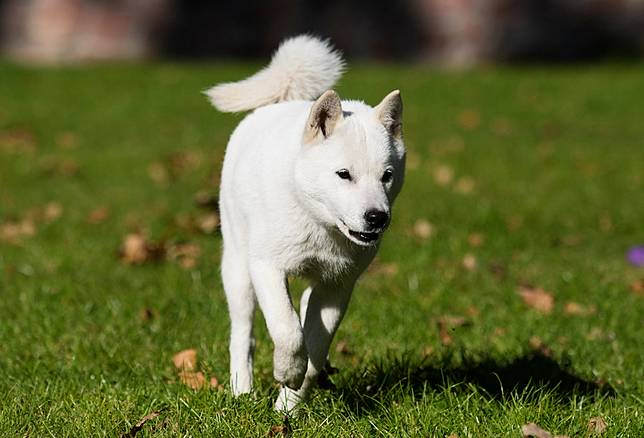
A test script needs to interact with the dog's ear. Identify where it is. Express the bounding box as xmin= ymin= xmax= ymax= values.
xmin=303 ymin=90 xmax=343 ymax=144
xmin=375 ymin=90 xmax=403 ymax=138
